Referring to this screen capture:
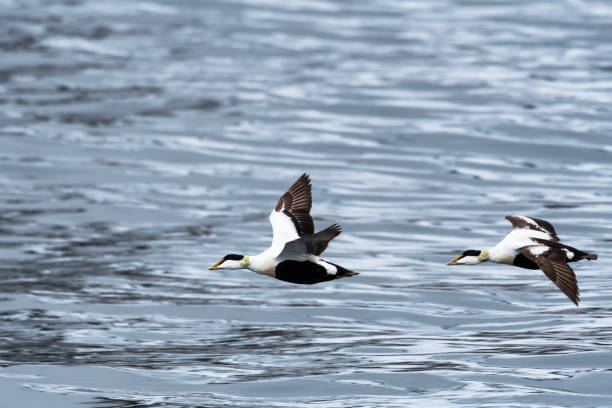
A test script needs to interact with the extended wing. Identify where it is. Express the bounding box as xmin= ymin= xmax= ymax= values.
xmin=522 ymin=246 xmax=580 ymax=305
xmin=269 ymin=173 xmax=315 ymax=252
